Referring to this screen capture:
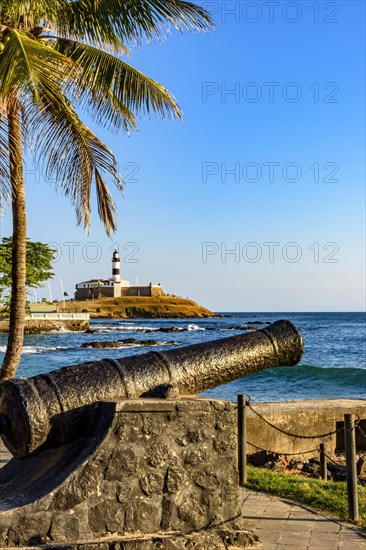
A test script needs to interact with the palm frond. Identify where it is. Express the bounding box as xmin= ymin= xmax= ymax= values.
xmin=23 ymin=89 xmax=121 ymax=236
xmin=52 ymin=38 xmax=181 ymax=132
xmin=63 ymin=0 xmax=214 ymax=48
xmin=0 ymin=28 xmax=74 ymax=99
xmin=0 ymin=0 xmax=68 ymax=34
